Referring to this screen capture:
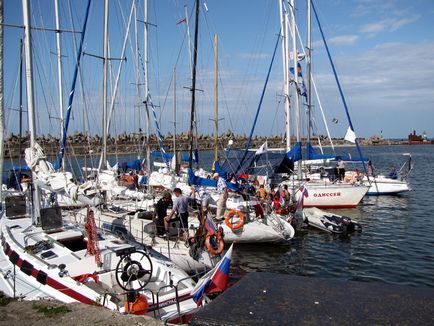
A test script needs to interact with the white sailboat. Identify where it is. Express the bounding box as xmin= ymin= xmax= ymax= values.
xmin=277 ymin=0 xmax=368 ymax=208
xmin=0 ymin=1 xmax=198 ymax=322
